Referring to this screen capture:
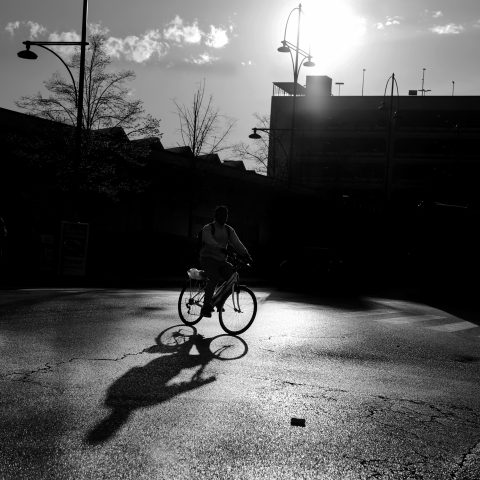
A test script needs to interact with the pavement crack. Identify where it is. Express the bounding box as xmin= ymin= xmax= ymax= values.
xmin=1 ymin=349 xmax=149 ymax=384
xmin=451 ymin=438 xmax=480 ymax=479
